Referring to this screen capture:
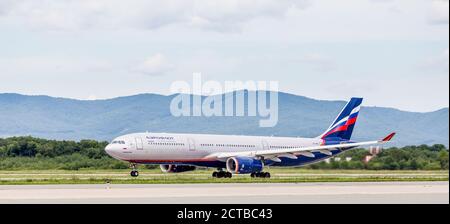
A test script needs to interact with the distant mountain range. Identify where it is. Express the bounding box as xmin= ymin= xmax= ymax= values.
xmin=0 ymin=92 xmax=448 ymax=147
